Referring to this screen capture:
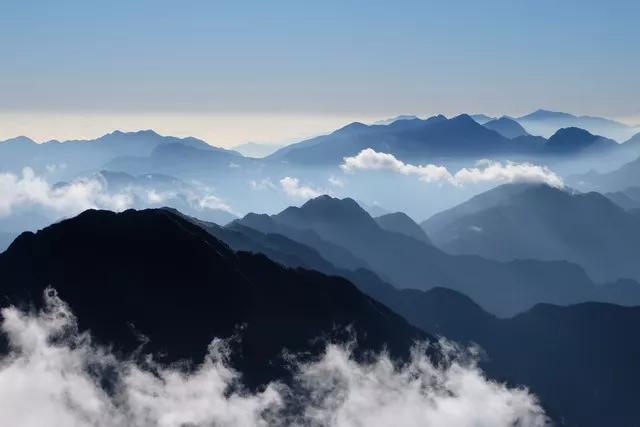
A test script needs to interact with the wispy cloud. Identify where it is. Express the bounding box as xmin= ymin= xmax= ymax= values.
xmin=341 ymin=149 xmax=564 ymax=188
xmin=0 ymin=289 xmax=549 ymax=427
xmin=0 ymin=168 xmax=235 ymax=221
xmin=0 ymin=168 xmax=133 ymax=218
xmin=280 ymin=177 xmax=326 ymax=199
